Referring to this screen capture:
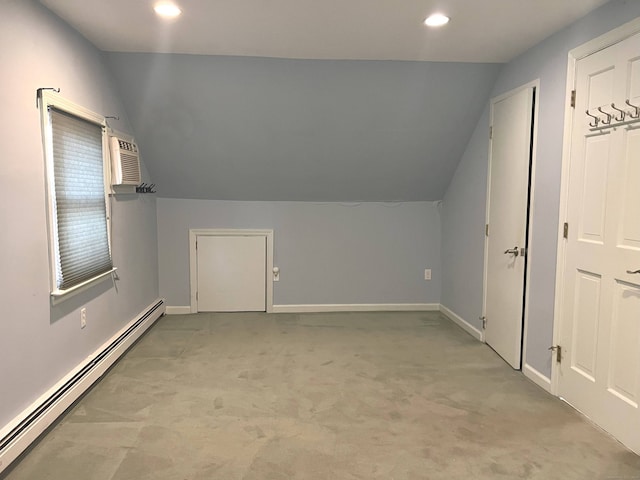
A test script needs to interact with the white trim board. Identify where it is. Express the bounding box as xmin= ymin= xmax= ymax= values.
xmin=439 ymin=305 xmax=485 ymax=342
xmin=0 ymin=299 xmax=165 ymax=475
xmin=189 ymin=229 xmax=274 ymax=314
xmin=552 ymin=15 xmax=640 ymax=396
xmin=272 ymin=303 xmax=439 ymax=314
xmin=523 ymin=363 xmax=552 ymax=393
xmin=165 ymin=306 xmax=191 ymax=315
